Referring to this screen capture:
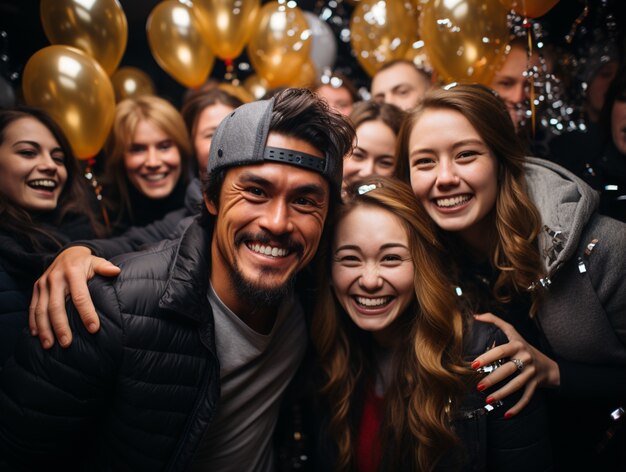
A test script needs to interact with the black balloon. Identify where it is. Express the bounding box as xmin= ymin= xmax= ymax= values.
xmin=0 ymin=75 xmax=16 ymax=108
